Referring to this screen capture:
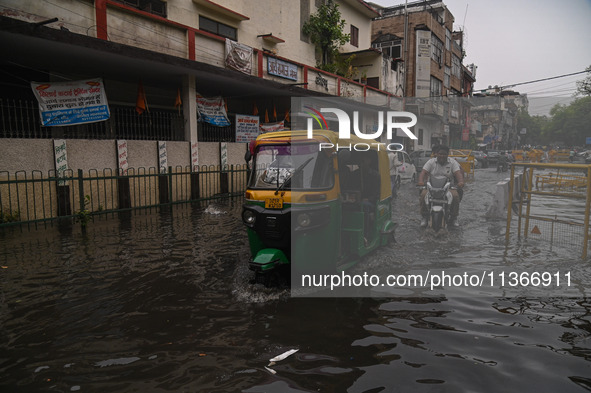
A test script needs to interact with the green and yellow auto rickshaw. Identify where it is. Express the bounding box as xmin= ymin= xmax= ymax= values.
xmin=242 ymin=129 xmax=395 ymax=283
